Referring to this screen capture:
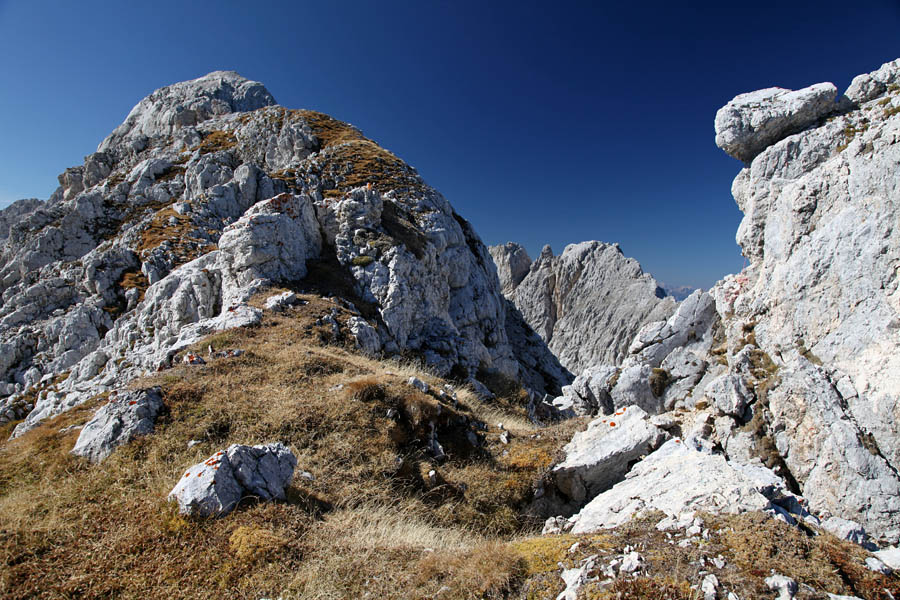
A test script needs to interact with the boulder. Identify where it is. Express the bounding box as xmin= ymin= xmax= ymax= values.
xmin=714 ymin=82 xmax=837 ymax=162
xmin=348 ymin=316 xmax=381 ymax=355
xmin=551 ymin=405 xmax=667 ymax=506
xmin=569 ymin=438 xmax=807 ymax=534
xmin=168 ymin=442 xmax=297 ymax=517
xmin=71 ymin=387 xmax=164 ymax=463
